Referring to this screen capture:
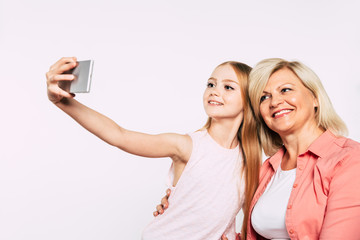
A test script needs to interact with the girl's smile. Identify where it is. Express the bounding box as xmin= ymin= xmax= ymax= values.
xmin=203 ymin=64 xmax=244 ymax=121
